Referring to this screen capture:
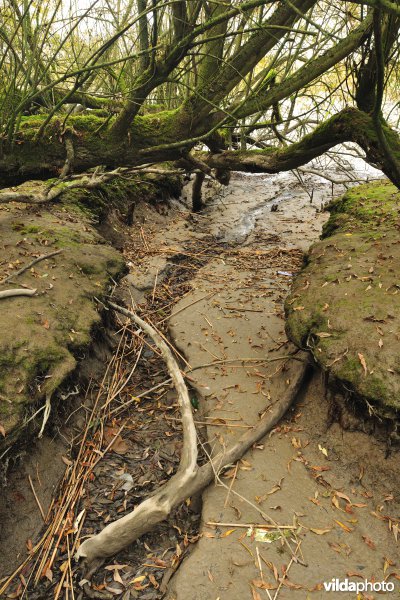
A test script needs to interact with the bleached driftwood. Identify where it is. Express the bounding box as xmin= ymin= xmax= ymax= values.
xmin=76 ymin=302 xmax=199 ymax=562
xmin=76 ymin=303 xmax=308 ymax=564
xmin=0 ymin=288 xmax=37 ymax=299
